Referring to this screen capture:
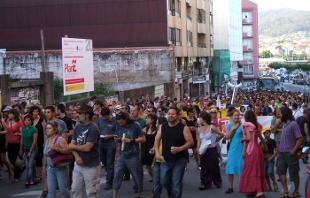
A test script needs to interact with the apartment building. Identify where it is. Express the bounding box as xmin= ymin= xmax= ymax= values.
xmin=170 ymin=0 xmax=213 ymax=98
xmin=241 ymin=0 xmax=259 ymax=87
xmin=211 ymin=0 xmax=243 ymax=91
